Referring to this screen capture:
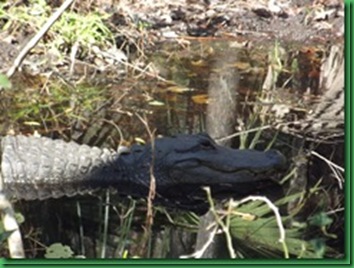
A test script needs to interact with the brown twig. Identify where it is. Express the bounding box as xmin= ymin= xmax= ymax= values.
xmin=135 ymin=113 xmax=156 ymax=257
xmin=5 ymin=0 xmax=75 ymax=79
xmin=311 ymin=150 xmax=344 ymax=189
